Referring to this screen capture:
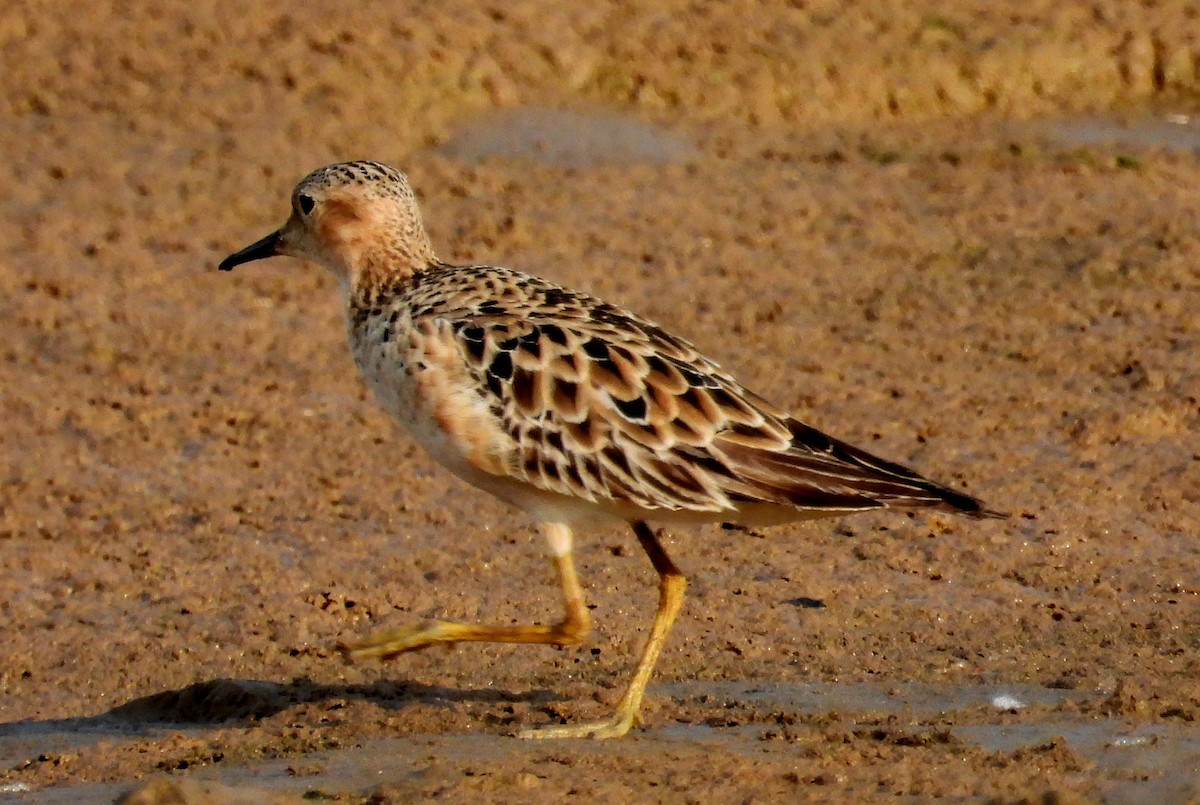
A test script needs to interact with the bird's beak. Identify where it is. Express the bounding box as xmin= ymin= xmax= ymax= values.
xmin=218 ymin=230 xmax=281 ymax=271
